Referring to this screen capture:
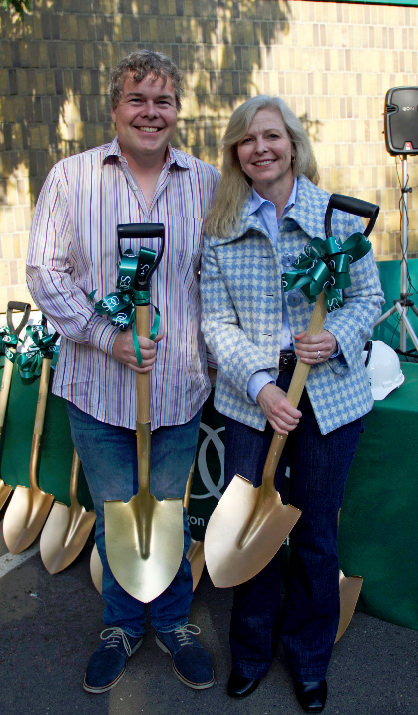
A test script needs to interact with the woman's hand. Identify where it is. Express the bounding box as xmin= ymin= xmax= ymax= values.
xmin=112 ymin=330 xmax=164 ymax=373
xmin=294 ymin=329 xmax=337 ymax=365
xmin=256 ymin=383 xmax=302 ymax=435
